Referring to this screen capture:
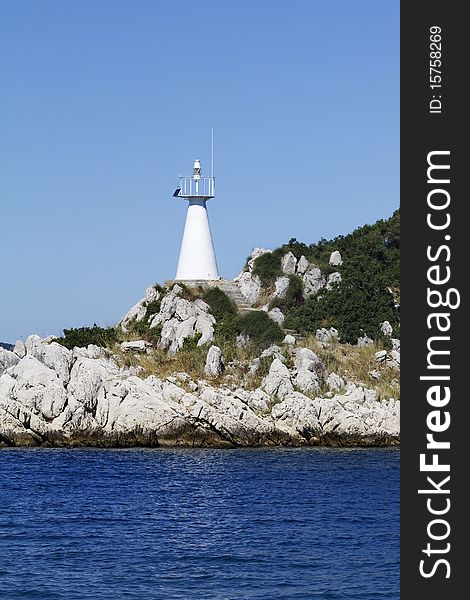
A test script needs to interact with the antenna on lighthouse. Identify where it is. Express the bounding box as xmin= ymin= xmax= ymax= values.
xmin=211 ymin=127 xmax=214 ymax=179
xmin=173 ymin=142 xmax=219 ymax=281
